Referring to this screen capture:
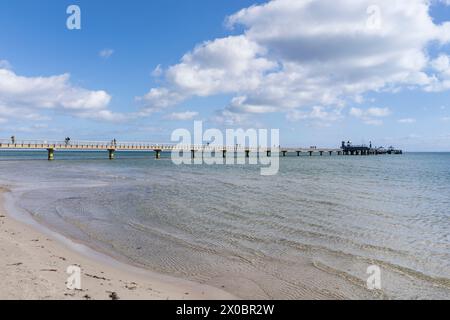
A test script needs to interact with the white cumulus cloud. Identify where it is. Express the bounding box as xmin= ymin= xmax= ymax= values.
xmin=0 ymin=60 xmax=11 ymax=70
xmin=137 ymin=0 xmax=450 ymax=124
xmin=288 ymin=106 xmax=342 ymax=123
xmin=164 ymin=111 xmax=199 ymax=121
xmin=99 ymin=49 xmax=114 ymax=59
xmin=398 ymin=118 xmax=416 ymax=124
xmin=350 ymin=107 xmax=390 ymax=125
xmin=0 ymin=67 xmax=125 ymax=123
